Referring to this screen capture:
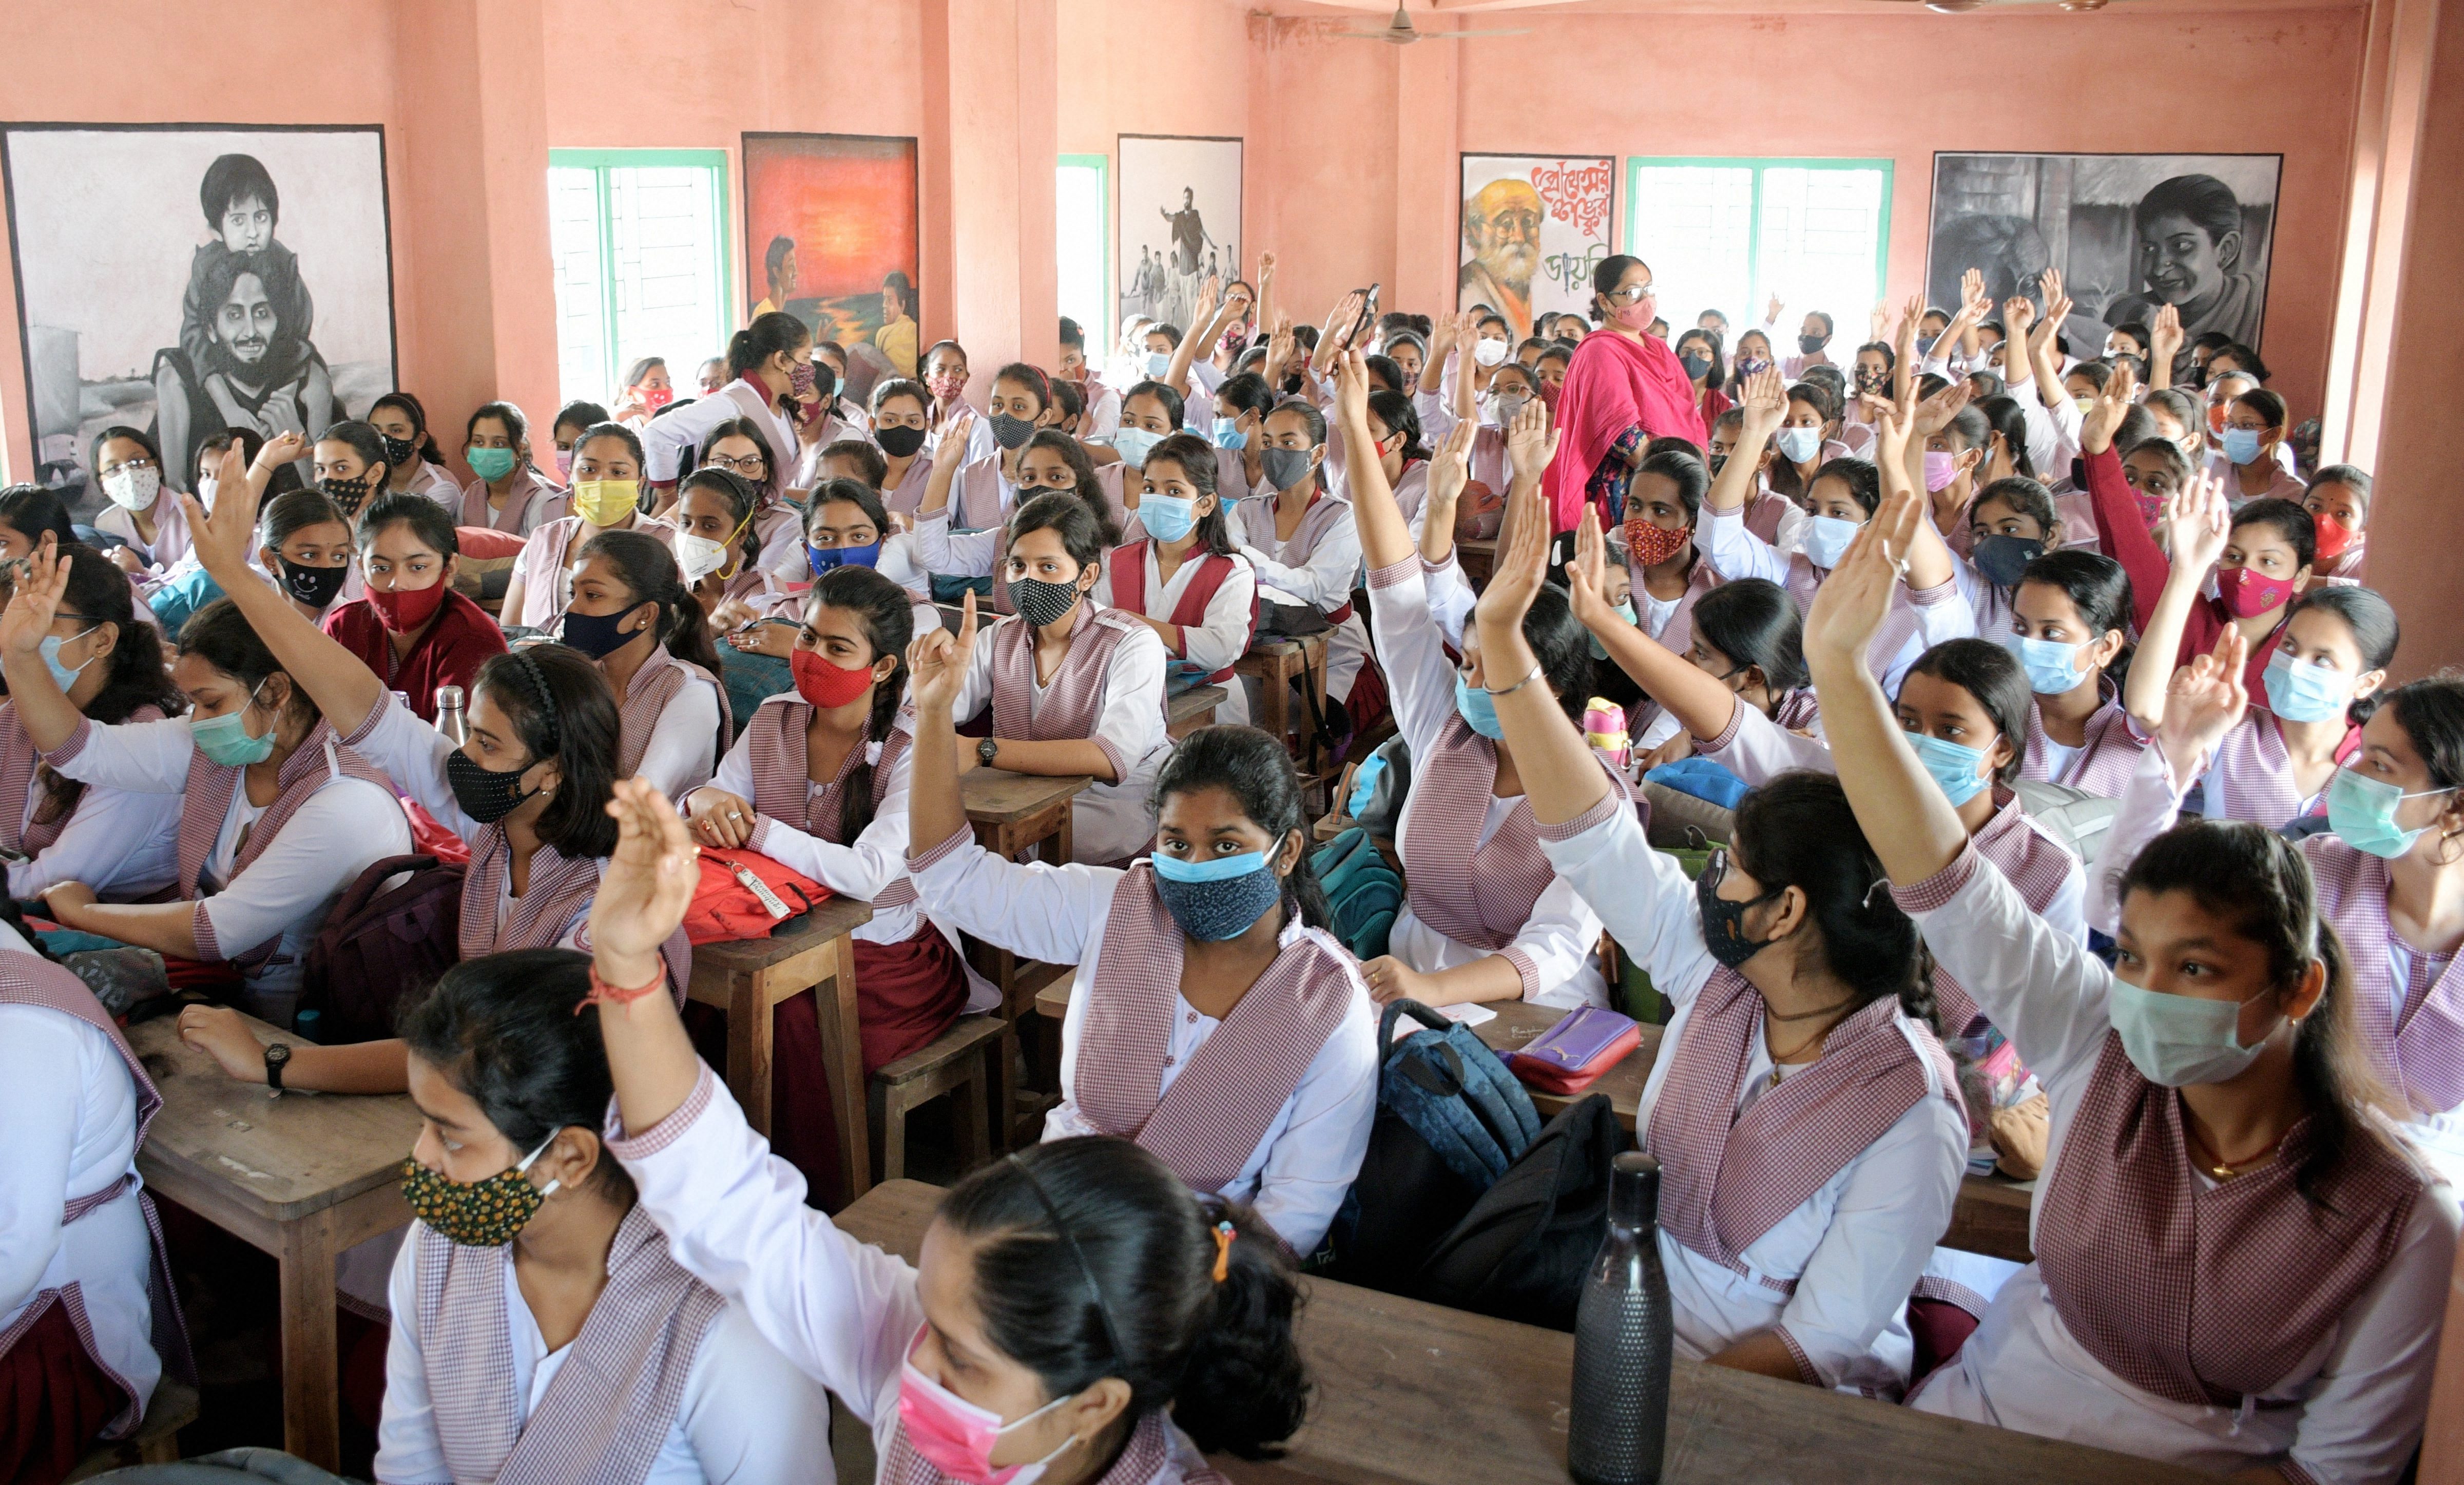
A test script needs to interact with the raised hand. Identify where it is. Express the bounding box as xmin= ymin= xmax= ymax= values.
xmin=591 ymin=778 xmax=700 ymax=970
xmin=2082 ymin=361 xmax=2138 ymax=454
xmin=1739 ymin=365 xmax=1787 ymax=438
xmin=1429 ymin=416 xmax=1476 ymax=512
xmin=2003 ymin=295 xmax=2036 ymax=338
xmin=1566 ymin=507 xmax=1612 ymax=623
xmin=2151 ymin=302 xmax=2184 ymax=363
xmin=2165 ymin=470 xmax=2233 ymax=575
xmin=0 ymin=534 xmax=69 ymax=661
xmin=1320 ymin=291 xmax=1364 ymax=352
xmin=2157 ymin=626 xmax=2249 ymax=778
xmin=1960 ymin=268 xmax=1986 ymax=310
xmin=1258 ymin=251 xmax=1277 ymax=292
xmin=1911 ymin=378 xmax=1973 ymax=439
xmin=1332 ymin=348 xmax=1371 ymax=430
xmin=182 ymin=441 xmax=266 ymax=582
xmin=1474 ymin=473 xmax=1552 ymax=640
xmin=1766 ymin=292 xmax=1785 ymax=325
xmin=1804 ymin=487 xmax=1917 ymax=670
xmin=909 ymin=588 xmax=977 ymax=715
xmin=1504 ymin=395 xmax=1558 ymax=484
